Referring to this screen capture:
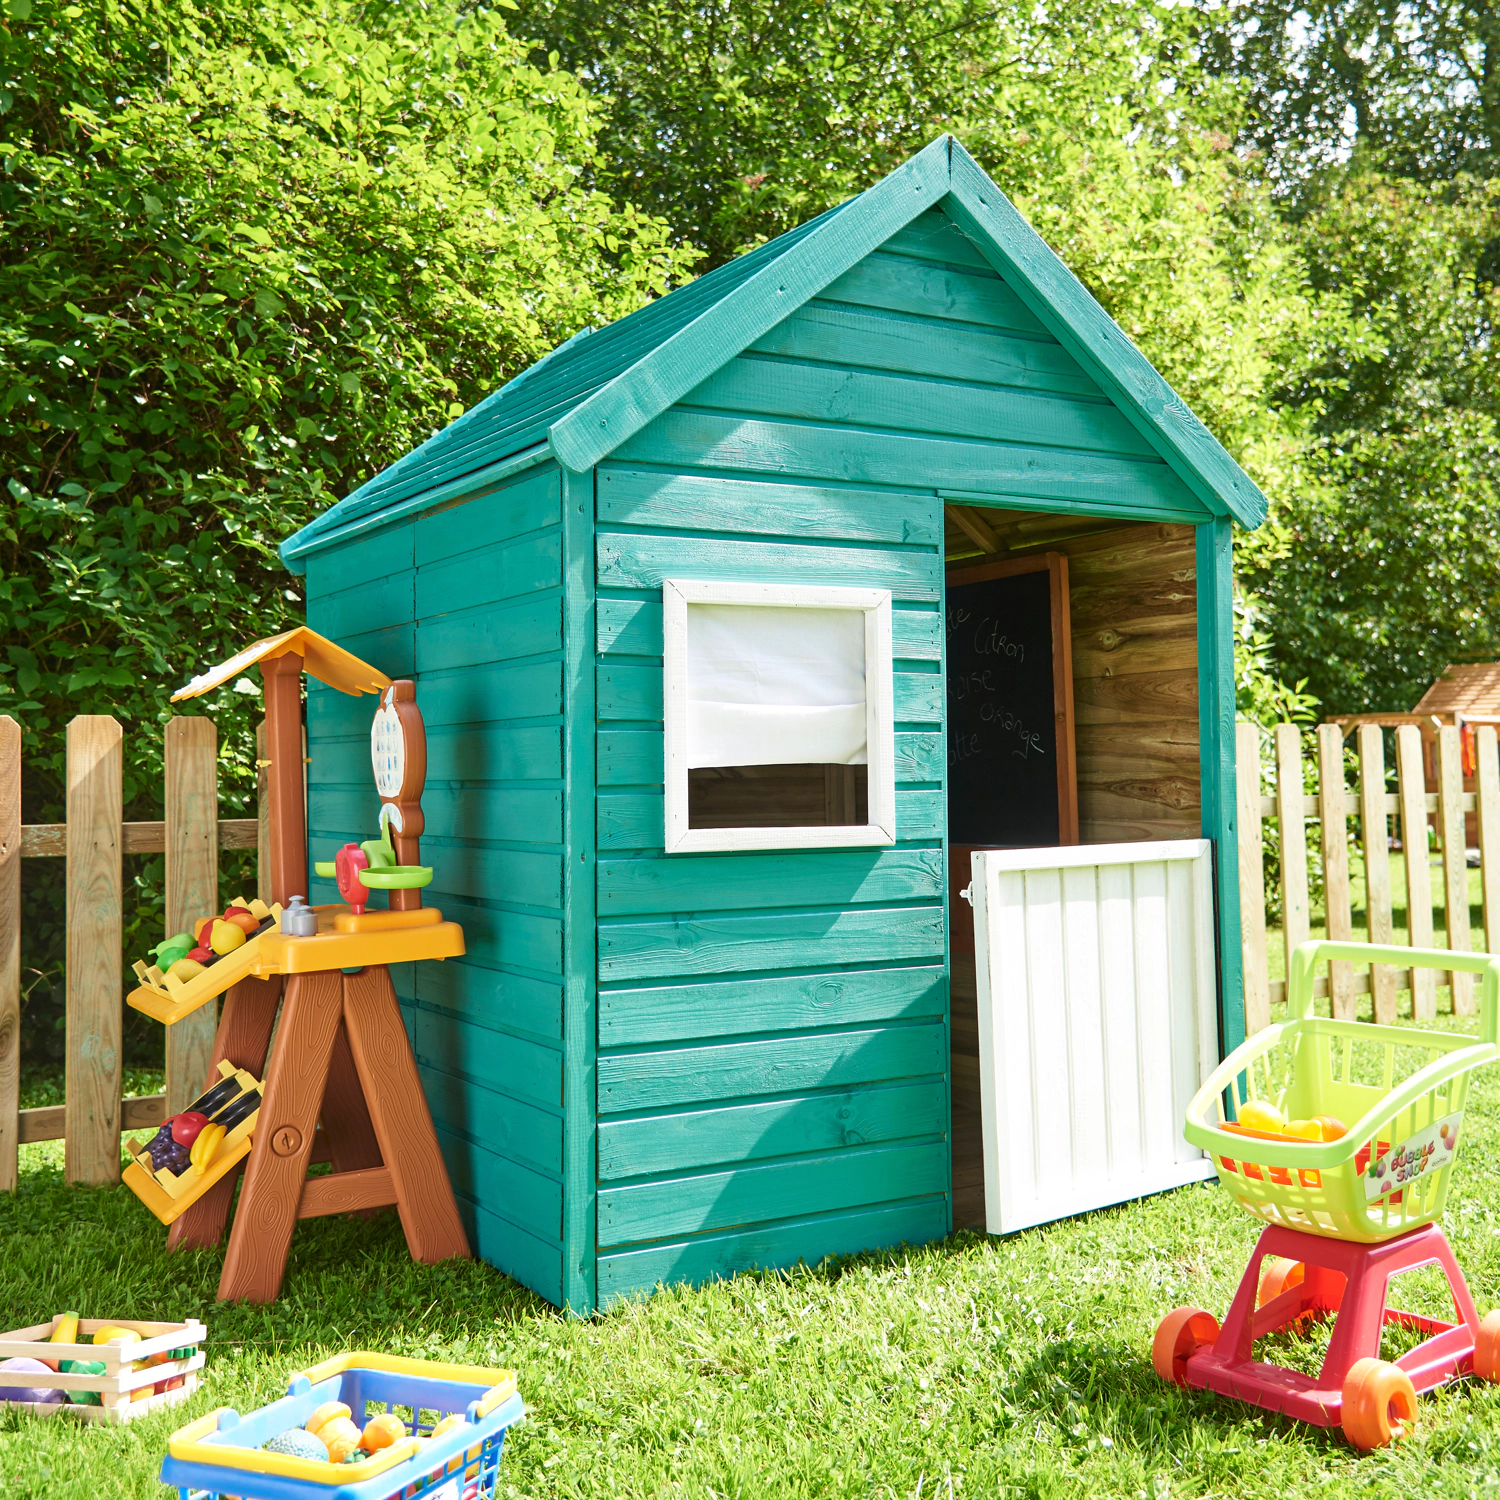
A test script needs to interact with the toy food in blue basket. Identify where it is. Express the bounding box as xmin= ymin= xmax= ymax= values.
xmin=160 ymin=1352 xmax=522 ymax=1500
